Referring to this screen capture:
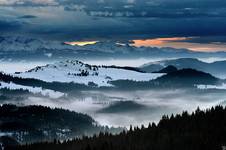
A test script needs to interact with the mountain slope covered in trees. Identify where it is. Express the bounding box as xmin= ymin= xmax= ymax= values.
xmin=9 ymin=105 xmax=226 ymax=150
xmin=0 ymin=105 xmax=122 ymax=145
xmin=111 ymin=68 xmax=221 ymax=89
